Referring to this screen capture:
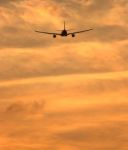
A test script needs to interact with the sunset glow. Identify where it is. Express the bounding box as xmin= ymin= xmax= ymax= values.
xmin=0 ymin=0 xmax=128 ymax=150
